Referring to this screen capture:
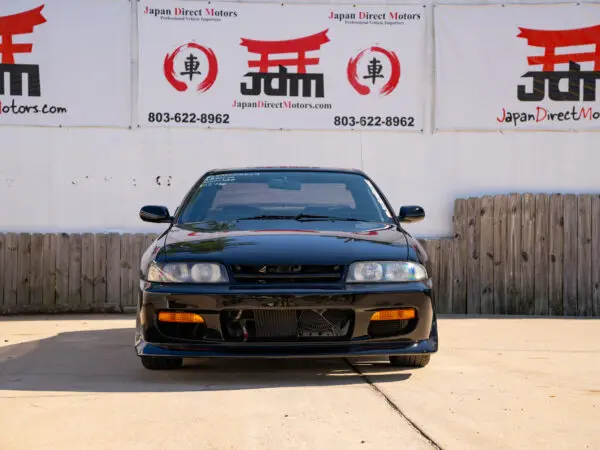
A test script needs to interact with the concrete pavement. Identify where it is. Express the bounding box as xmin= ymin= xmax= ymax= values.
xmin=0 ymin=316 xmax=598 ymax=449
